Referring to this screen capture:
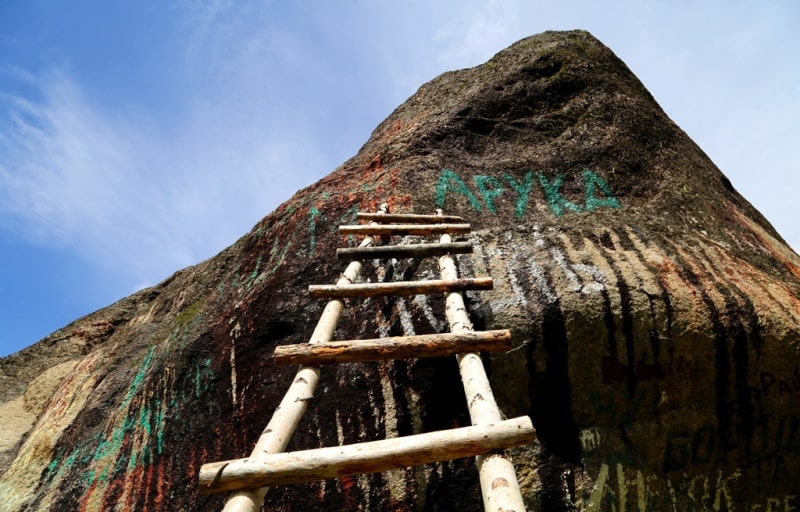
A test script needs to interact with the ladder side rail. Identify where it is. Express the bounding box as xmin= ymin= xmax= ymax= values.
xmin=438 ymin=228 xmax=529 ymax=512
xmin=220 ymin=206 xmax=386 ymax=512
